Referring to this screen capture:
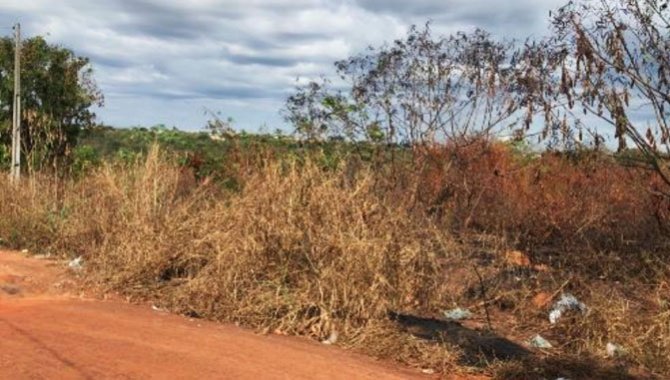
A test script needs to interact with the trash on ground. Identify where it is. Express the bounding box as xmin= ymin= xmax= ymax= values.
xmin=549 ymin=293 xmax=587 ymax=324
xmin=421 ymin=368 xmax=436 ymax=374
xmin=443 ymin=307 xmax=473 ymax=321
xmin=529 ymin=334 xmax=553 ymax=349
xmin=67 ymin=256 xmax=84 ymax=270
xmin=606 ymin=342 xmax=626 ymax=358
xmin=151 ymin=304 xmax=168 ymax=312
xmin=322 ymin=330 xmax=338 ymax=345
